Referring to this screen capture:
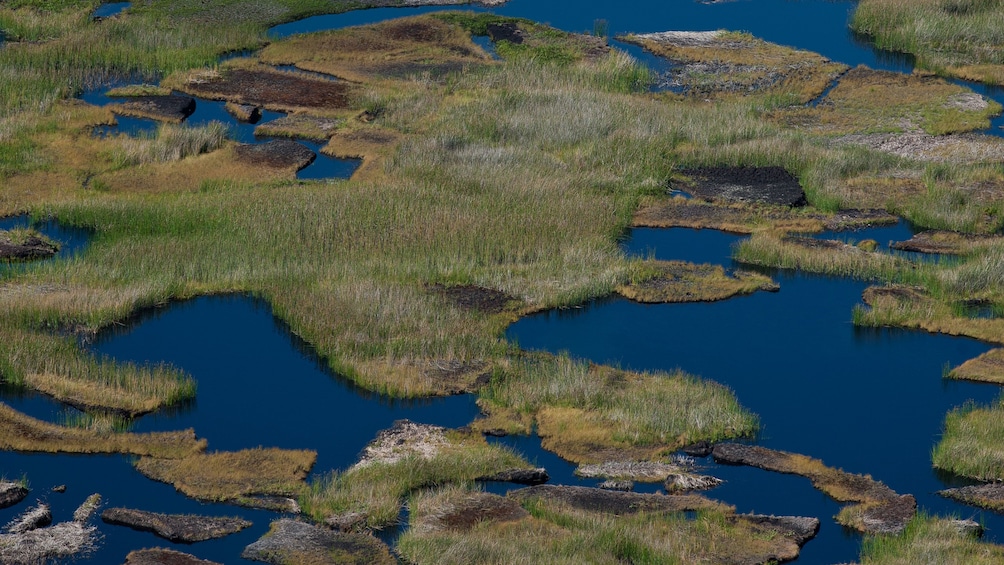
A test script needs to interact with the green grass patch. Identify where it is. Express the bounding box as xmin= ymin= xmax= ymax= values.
xmin=861 ymin=513 xmax=1004 ymax=565
xmin=933 ymin=398 xmax=1004 ymax=481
